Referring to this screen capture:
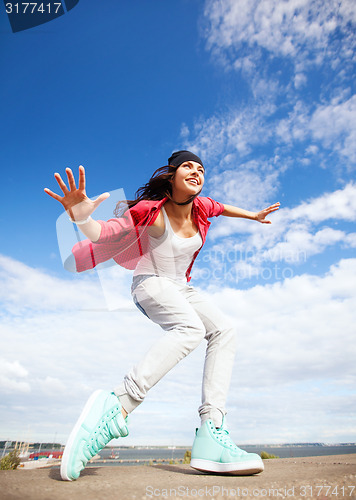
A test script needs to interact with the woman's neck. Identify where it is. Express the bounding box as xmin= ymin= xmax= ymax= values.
xmin=164 ymin=199 xmax=194 ymax=220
